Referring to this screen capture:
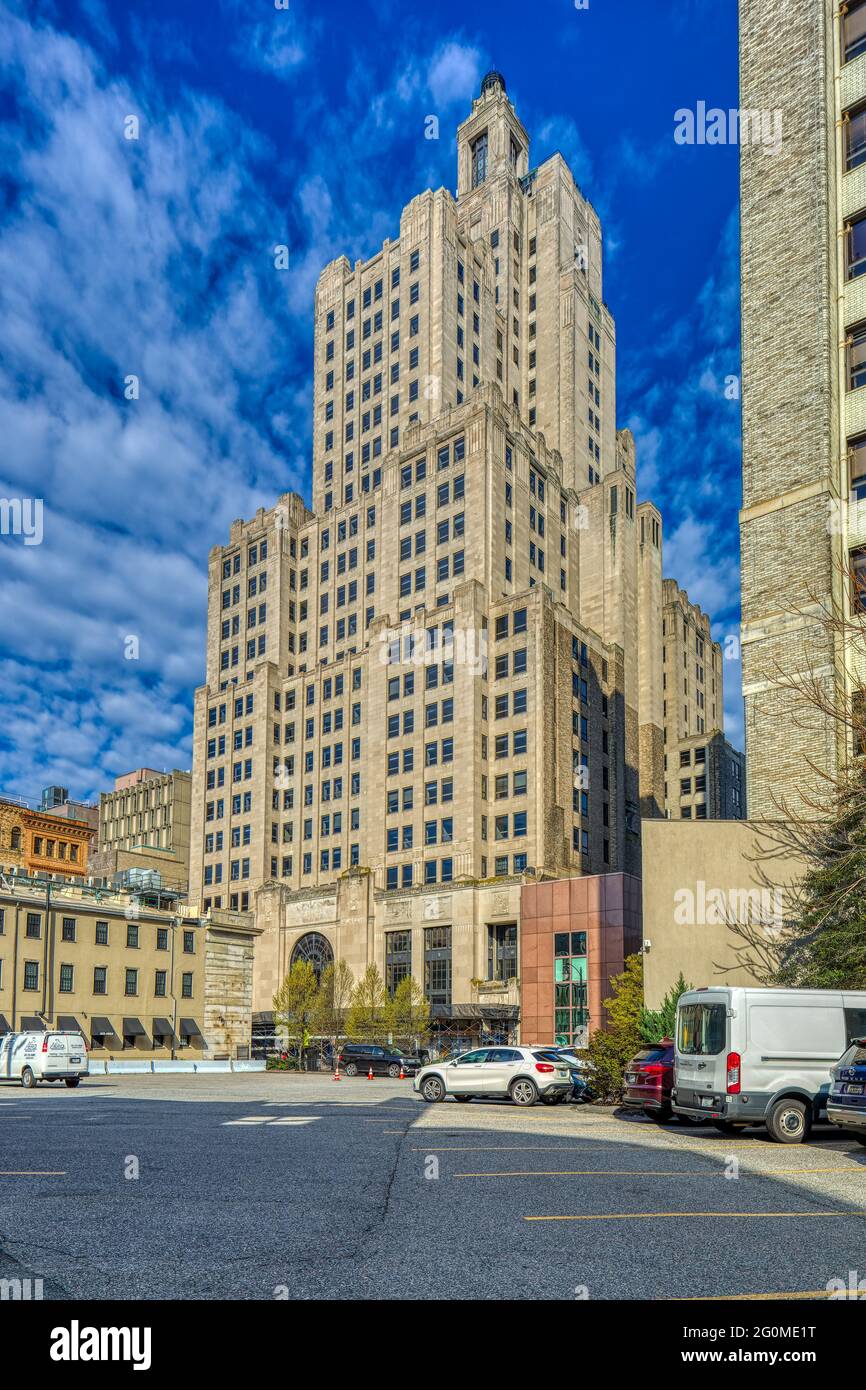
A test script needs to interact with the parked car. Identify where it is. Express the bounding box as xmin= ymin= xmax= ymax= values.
xmin=622 ymin=1039 xmax=677 ymax=1120
xmin=337 ymin=1043 xmax=420 ymax=1077
xmin=539 ymin=1046 xmax=597 ymax=1103
xmin=672 ymin=986 xmax=866 ymax=1143
xmin=413 ymin=1045 xmax=573 ymax=1106
xmin=827 ymin=1036 xmax=866 ymax=1144
xmin=0 ymin=1031 xmax=88 ymax=1088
